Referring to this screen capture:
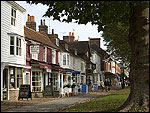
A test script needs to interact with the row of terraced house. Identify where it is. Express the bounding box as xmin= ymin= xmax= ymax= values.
xmin=1 ymin=1 xmax=129 ymax=101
